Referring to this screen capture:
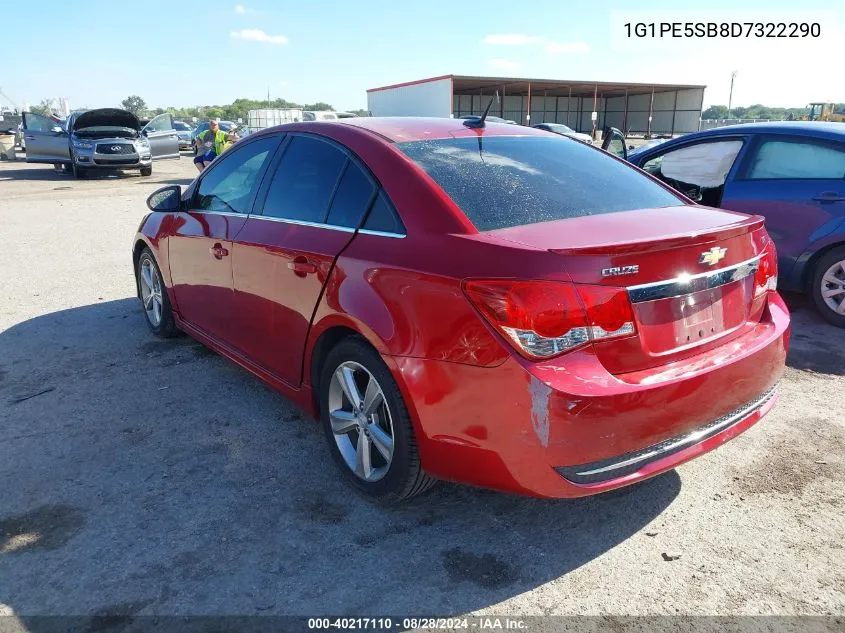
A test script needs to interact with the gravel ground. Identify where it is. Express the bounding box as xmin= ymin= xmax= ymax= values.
xmin=0 ymin=157 xmax=843 ymax=626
